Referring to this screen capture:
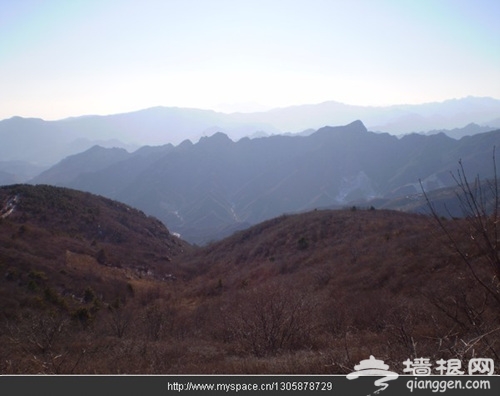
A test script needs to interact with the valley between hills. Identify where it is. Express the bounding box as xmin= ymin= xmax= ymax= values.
xmin=1 ymin=181 xmax=499 ymax=374
xmin=27 ymin=121 xmax=500 ymax=245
